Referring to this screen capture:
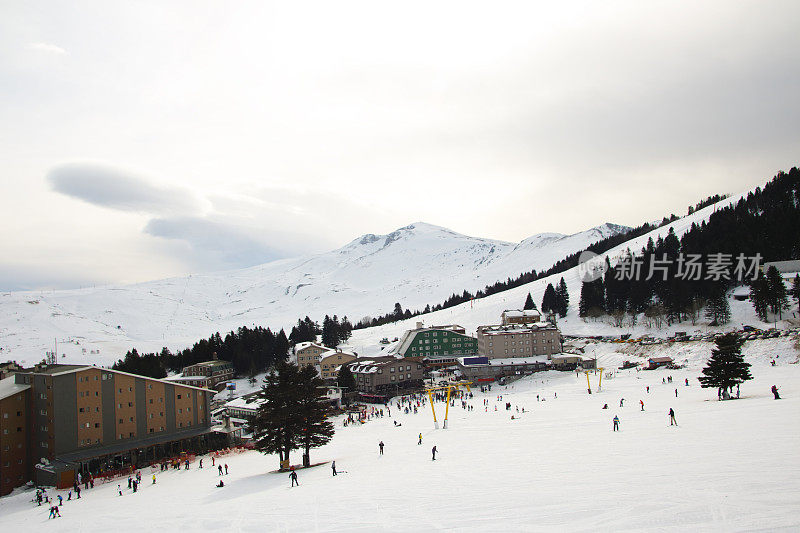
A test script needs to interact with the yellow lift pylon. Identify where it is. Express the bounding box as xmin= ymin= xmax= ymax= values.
xmin=585 ymin=367 xmax=605 ymax=393
xmin=425 ymin=380 xmax=472 ymax=429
